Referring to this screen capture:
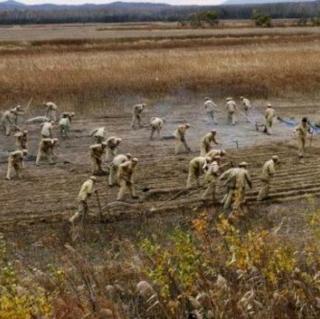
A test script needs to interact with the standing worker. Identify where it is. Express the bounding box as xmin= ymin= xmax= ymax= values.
xmin=131 ymin=103 xmax=145 ymax=129
xmin=69 ymin=176 xmax=97 ymax=226
xmin=204 ymin=97 xmax=218 ymax=124
xmin=257 ymin=155 xmax=279 ymax=201
xmin=240 ymin=96 xmax=252 ymax=118
xmin=233 ymin=162 xmax=252 ymax=212
xmin=264 ymin=103 xmax=276 ymax=135
xmin=150 ymin=117 xmax=164 ymax=140
xmin=6 ymin=149 xmax=28 ymax=180
xmin=295 ymin=117 xmax=311 ymax=160
xmin=200 ymin=130 xmax=219 ymax=156
xmin=174 ymin=123 xmax=191 ymax=155
xmin=117 ymin=158 xmax=139 ymax=201
xmin=240 ymin=96 xmax=252 ymax=122
xmin=59 ymin=113 xmax=72 ymax=138
xmin=219 ymin=166 xmax=240 ymax=210
xmin=45 ymin=102 xmax=58 ymax=122
xmin=226 ymin=97 xmax=237 ymax=125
